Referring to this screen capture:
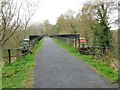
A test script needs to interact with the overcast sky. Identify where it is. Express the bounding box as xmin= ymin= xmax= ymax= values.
xmin=30 ymin=0 xmax=86 ymax=24
xmin=28 ymin=0 xmax=118 ymax=30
